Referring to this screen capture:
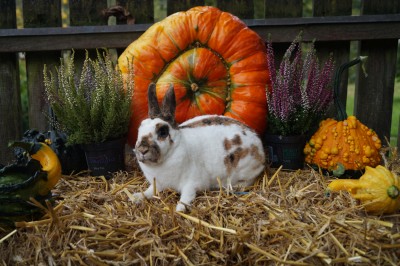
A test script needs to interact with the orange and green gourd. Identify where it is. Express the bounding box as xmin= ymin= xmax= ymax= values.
xmin=328 ymin=165 xmax=400 ymax=214
xmin=0 ymin=142 xmax=62 ymax=226
xmin=304 ymin=57 xmax=382 ymax=173
xmin=1 ymin=141 xmax=62 ymax=196
xmin=118 ymin=6 xmax=270 ymax=145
